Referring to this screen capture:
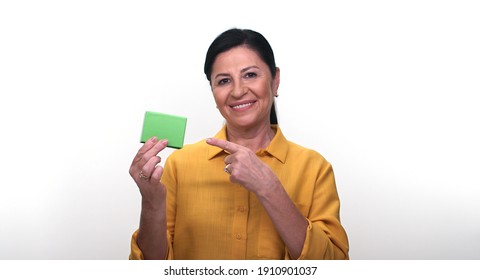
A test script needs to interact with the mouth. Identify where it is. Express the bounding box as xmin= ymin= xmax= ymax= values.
xmin=230 ymin=101 xmax=256 ymax=110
